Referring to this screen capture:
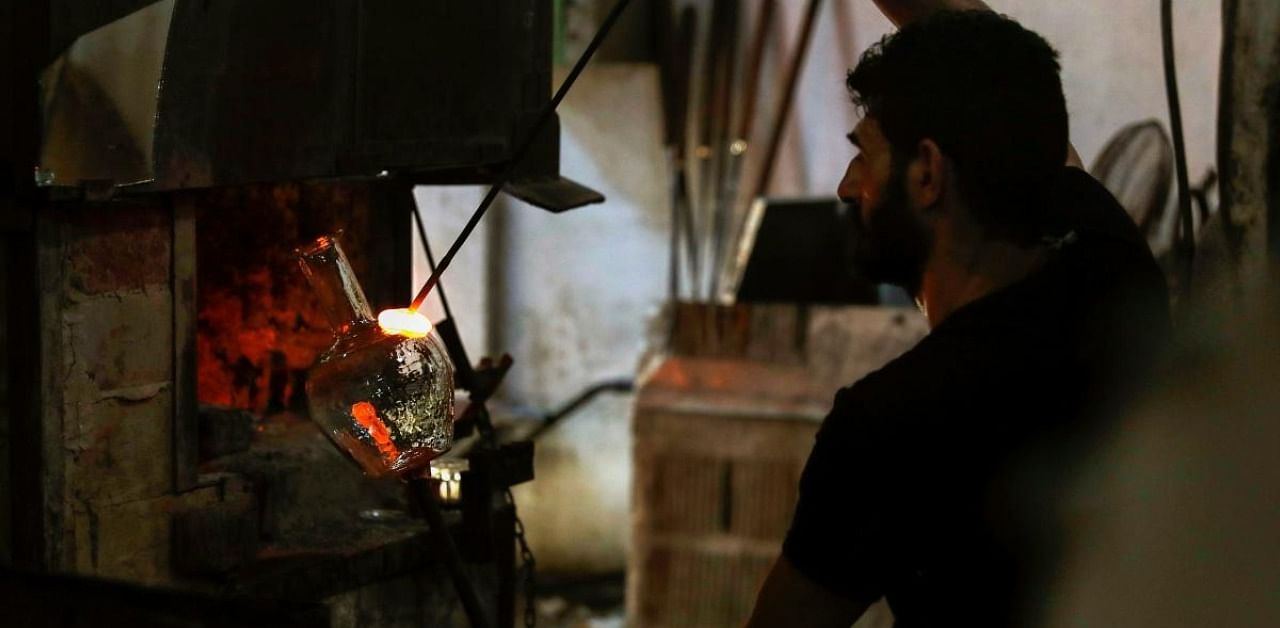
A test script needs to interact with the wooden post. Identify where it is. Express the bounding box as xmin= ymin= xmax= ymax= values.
xmin=1217 ymin=0 xmax=1280 ymax=297
xmin=172 ymin=195 xmax=198 ymax=492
